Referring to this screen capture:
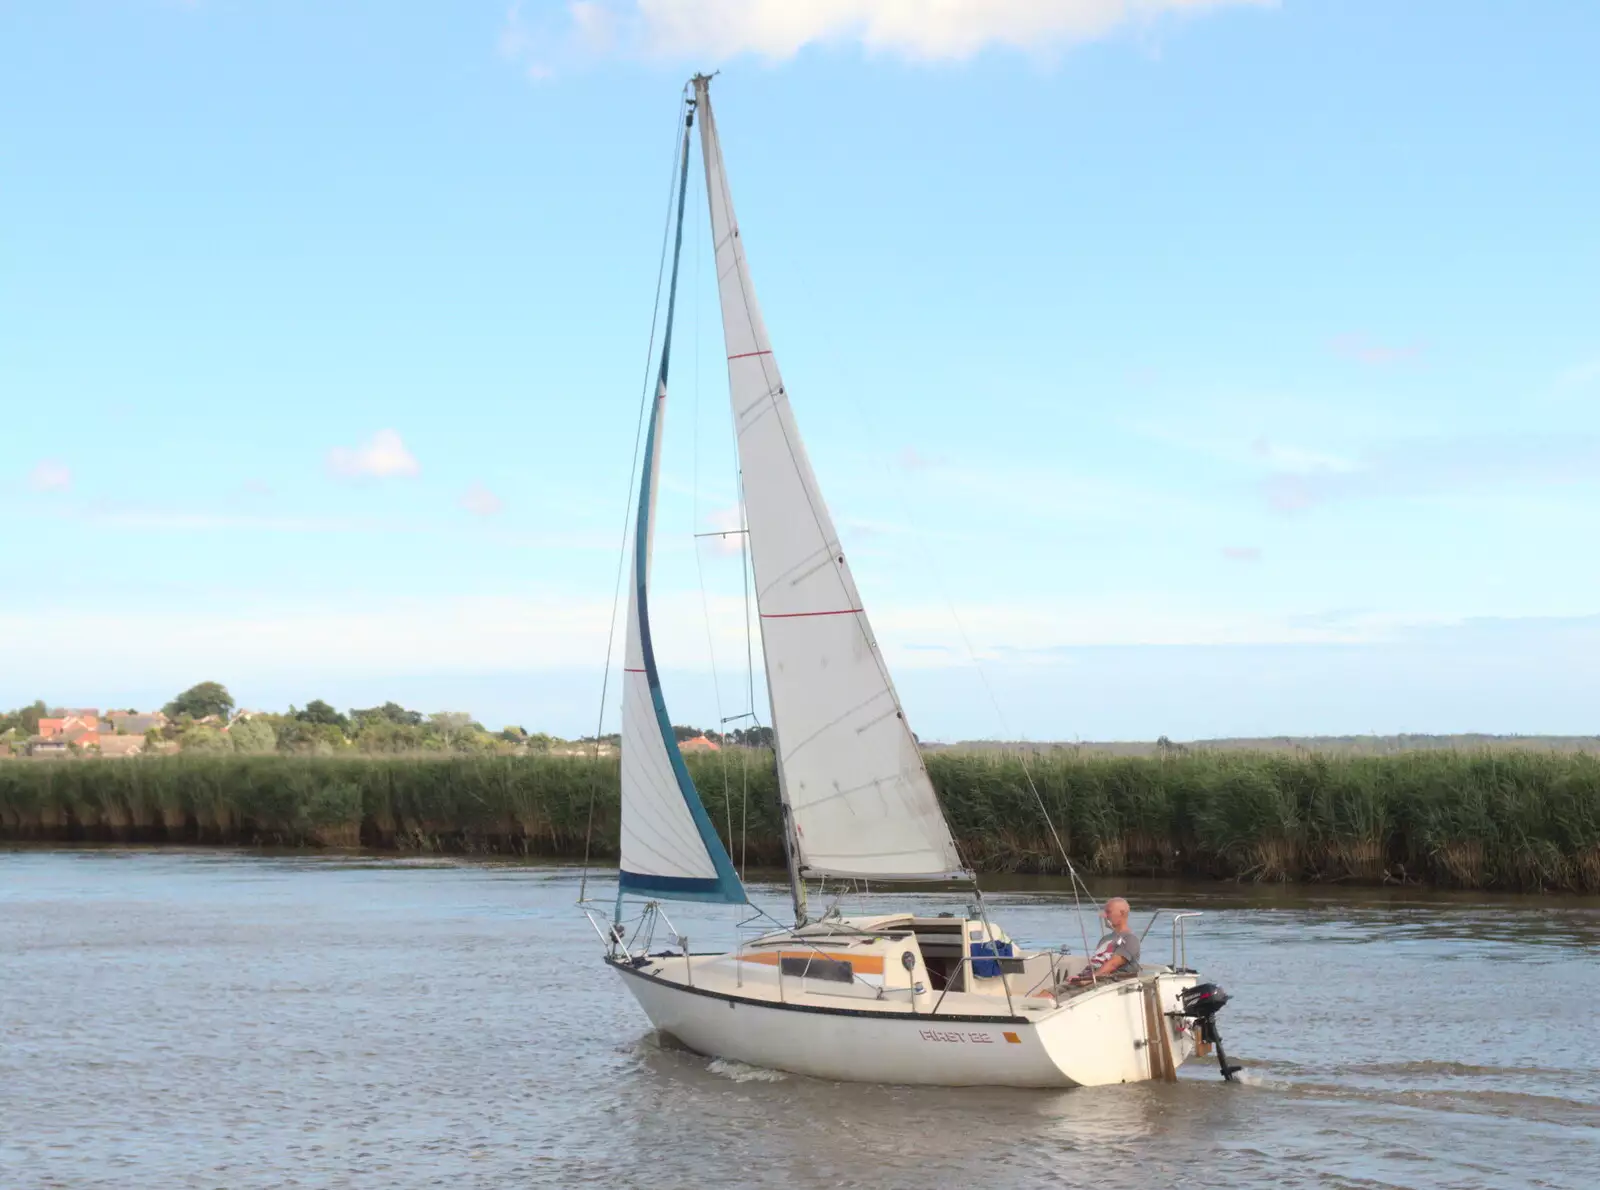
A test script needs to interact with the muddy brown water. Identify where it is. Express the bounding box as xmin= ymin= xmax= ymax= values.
xmin=2 ymin=850 xmax=1596 ymax=1189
